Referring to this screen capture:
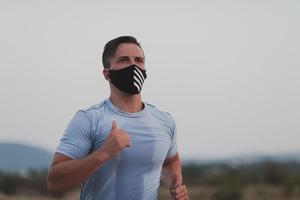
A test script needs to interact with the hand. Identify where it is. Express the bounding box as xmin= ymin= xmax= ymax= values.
xmin=97 ymin=120 xmax=131 ymax=160
xmin=170 ymin=183 xmax=189 ymax=200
